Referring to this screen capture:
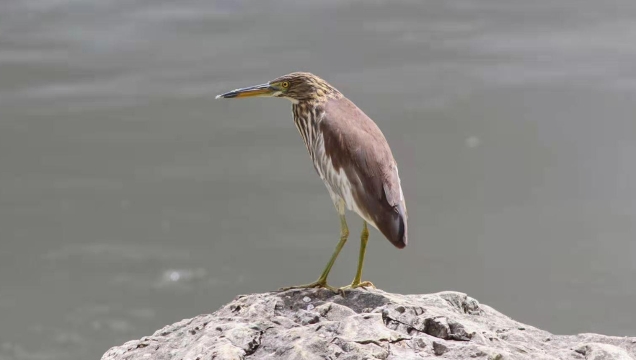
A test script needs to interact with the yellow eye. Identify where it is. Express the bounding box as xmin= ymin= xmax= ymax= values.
xmin=281 ymin=81 xmax=289 ymax=88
